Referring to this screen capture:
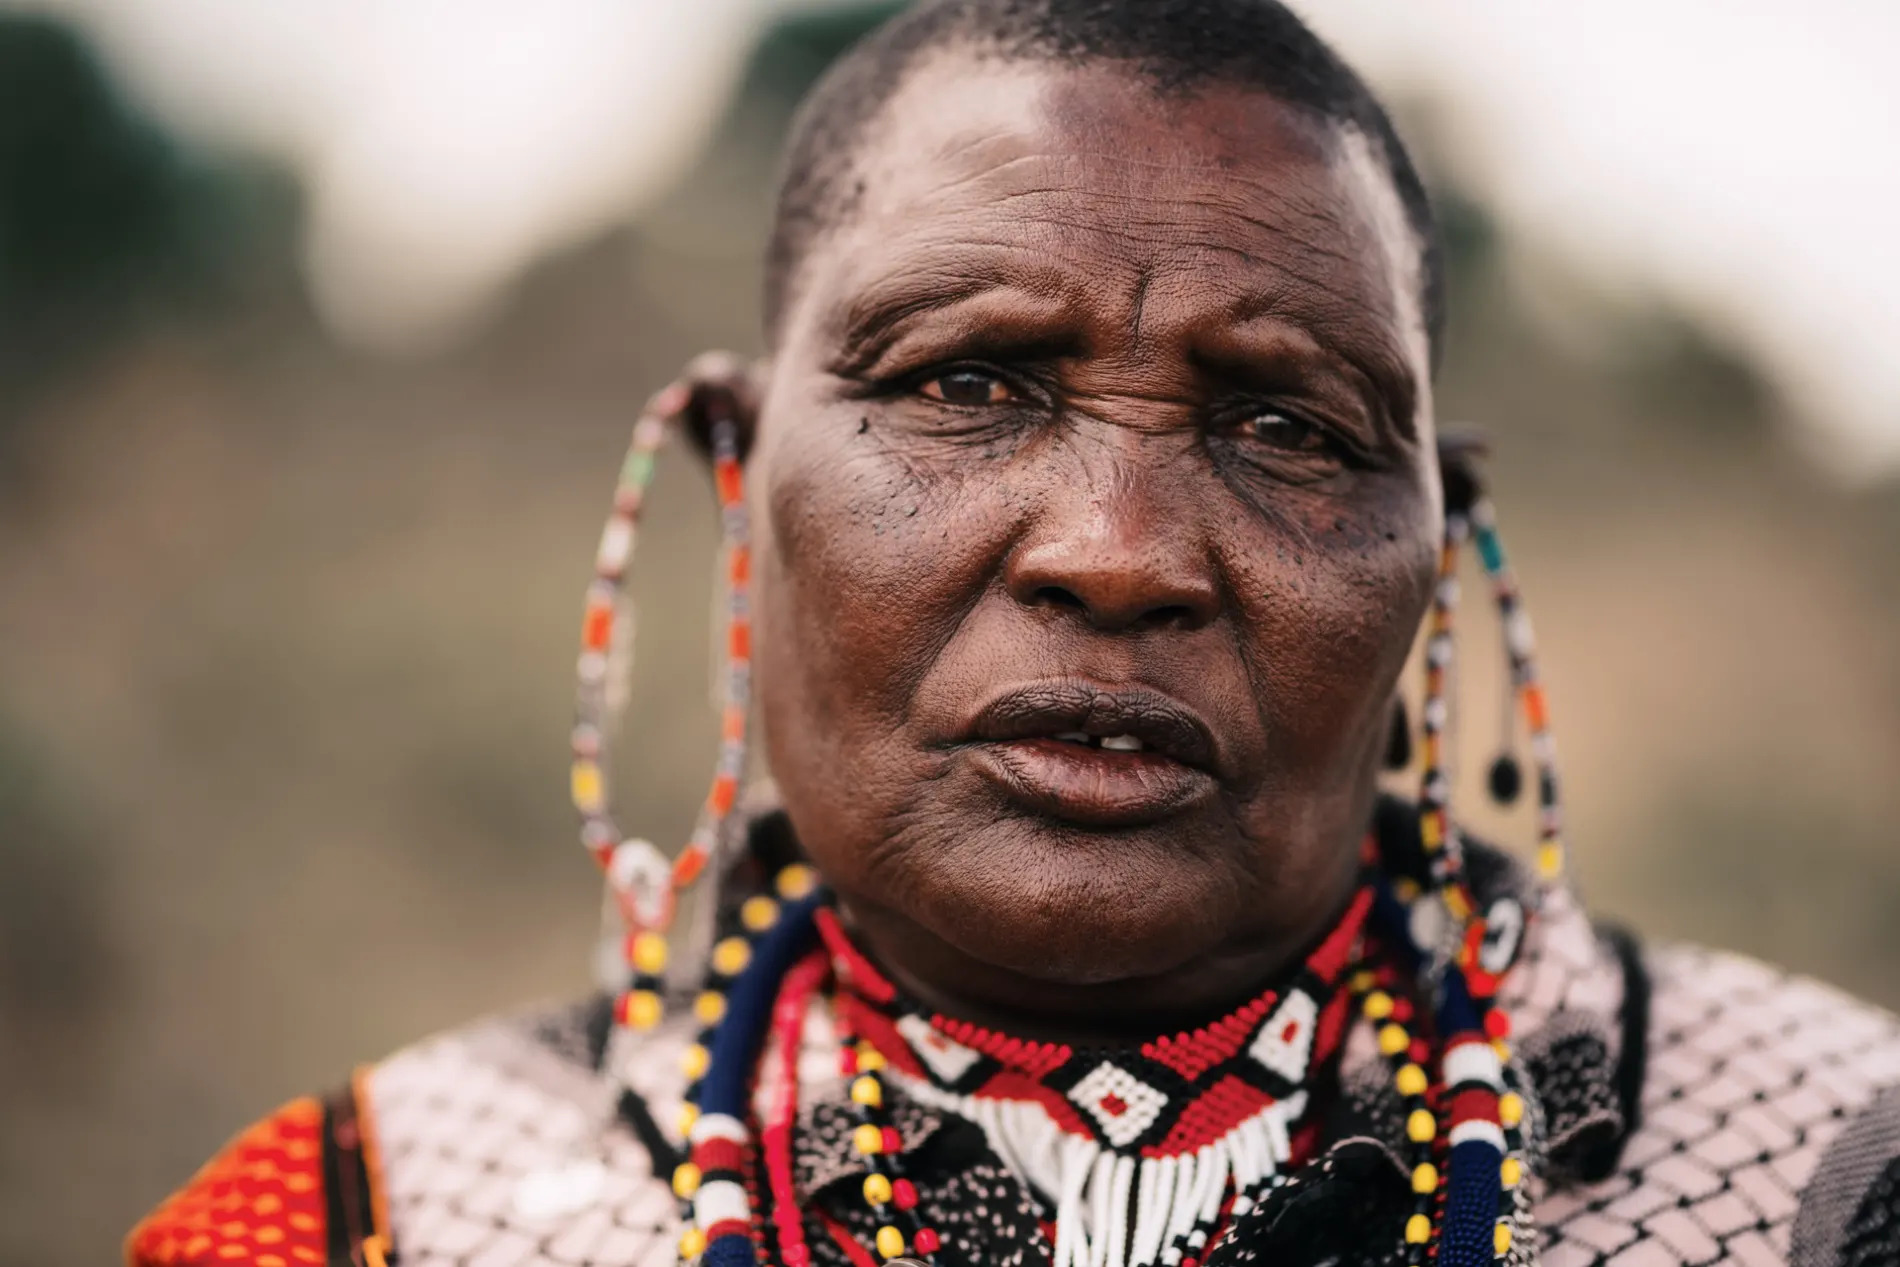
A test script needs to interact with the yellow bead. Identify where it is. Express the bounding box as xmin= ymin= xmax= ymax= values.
xmin=1499 ymin=1092 xmax=1525 ymax=1128
xmin=624 ymin=989 xmax=663 ymax=1031
xmin=677 ymin=1103 xmax=700 ymax=1136
xmin=672 ymin=1162 xmax=702 ymax=1198
xmin=712 ymin=937 xmax=751 ymax=977
xmin=1395 ymin=1063 xmax=1429 ymax=1097
xmin=1362 ymin=991 xmax=1394 ymax=1021
xmin=1538 ymin=843 xmax=1564 ymax=879
xmin=741 ymin=896 xmax=780 ymax=933
xmin=680 ymin=1044 xmax=710 ymax=1080
xmin=851 ymin=1076 xmax=883 ymax=1108
xmin=1501 ymin=1157 xmax=1522 ymax=1188
xmin=775 ymin=864 xmax=818 ymax=900
xmin=1393 ymin=877 xmax=1422 ymax=903
xmin=875 ymin=1226 xmax=906 ymax=1259
xmin=1405 ymin=1214 xmax=1432 ymax=1245
xmin=1495 ymin=1221 xmax=1514 ymax=1255
xmin=857 ymin=1046 xmax=887 ymax=1073
xmin=863 ymin=1174 xmax=893 ymax=1206
xmin=1493 ymin=1040 xmax=1513 ymax=1063
xmin=854 ymin=1124 xmax=884 ymax=1155
xmin=1412 ymin=1162 xmax=1439 ymax=1194
xmin=679 ymin=1229 xmax=707 ymax=1258
xmin=1420 ymin=814 xmax=1442 ymax=849
xmin=1407 ymin=1108 xmax=1437 ymax=1143
xmin=570 ymin=762 xmax=603 ymax=813
xmin=631 ymin=932 xmax=669 ymax=975
xmin=1444 ymin=888 xmax=1472 ymax=921
xmin=1378 ymin=1024 xmax=1410 ymax=1056
xmin=1349 ymin=970 xmax=1379 ymax=994
xmin=694 ymin=991 xmax=727 ymax=1025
